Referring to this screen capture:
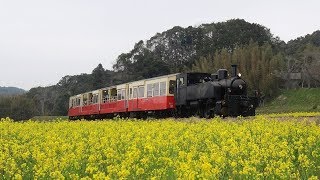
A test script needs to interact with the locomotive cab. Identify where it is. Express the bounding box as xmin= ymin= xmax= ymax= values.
xmin=175 ymin=72 xmax=220 ymax=117
xmin=175 ymin=72 xmax=213 ymax=106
